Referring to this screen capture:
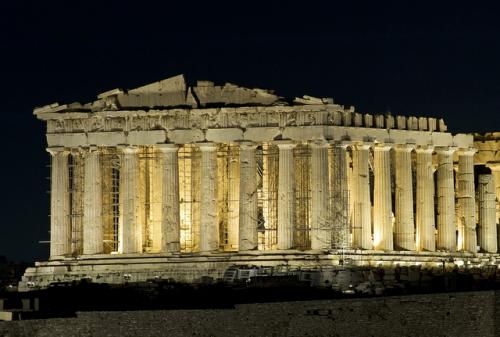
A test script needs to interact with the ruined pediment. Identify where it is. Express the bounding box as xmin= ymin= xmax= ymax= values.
xmin=34 ymin=74 xmax=289 ymax=115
